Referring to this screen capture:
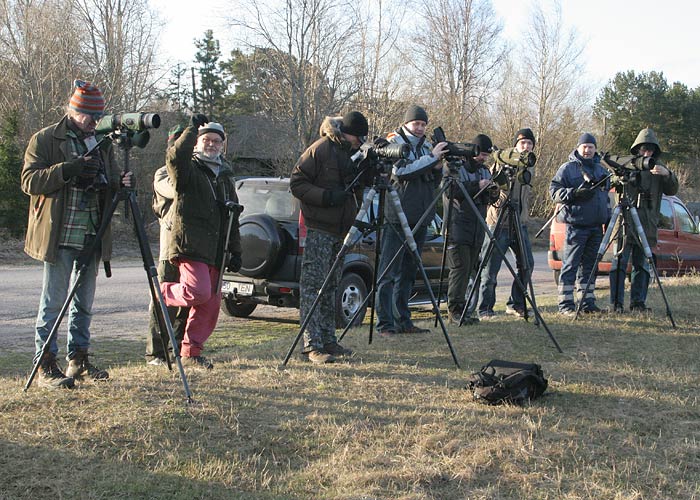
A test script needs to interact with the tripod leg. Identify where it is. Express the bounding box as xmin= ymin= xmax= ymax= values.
xmin=126 ymin=191 xmax=194 ymax=402
xmin=281 ymin=189 xmax=378 ymax=366
xmin=434 ymin=179 xmax=456 ymax=327
xmin=452 ymin=179 xmax=563 ymax=352
xmin=24 ymin=190 xmax=123 ymax=391
xmin=385 ymin=188 xmax=461 ymax=368
xmin=573 ymin=207 xmax=622 ymax=319
xmin=628 ymin=206 xmax=676 ymax=327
